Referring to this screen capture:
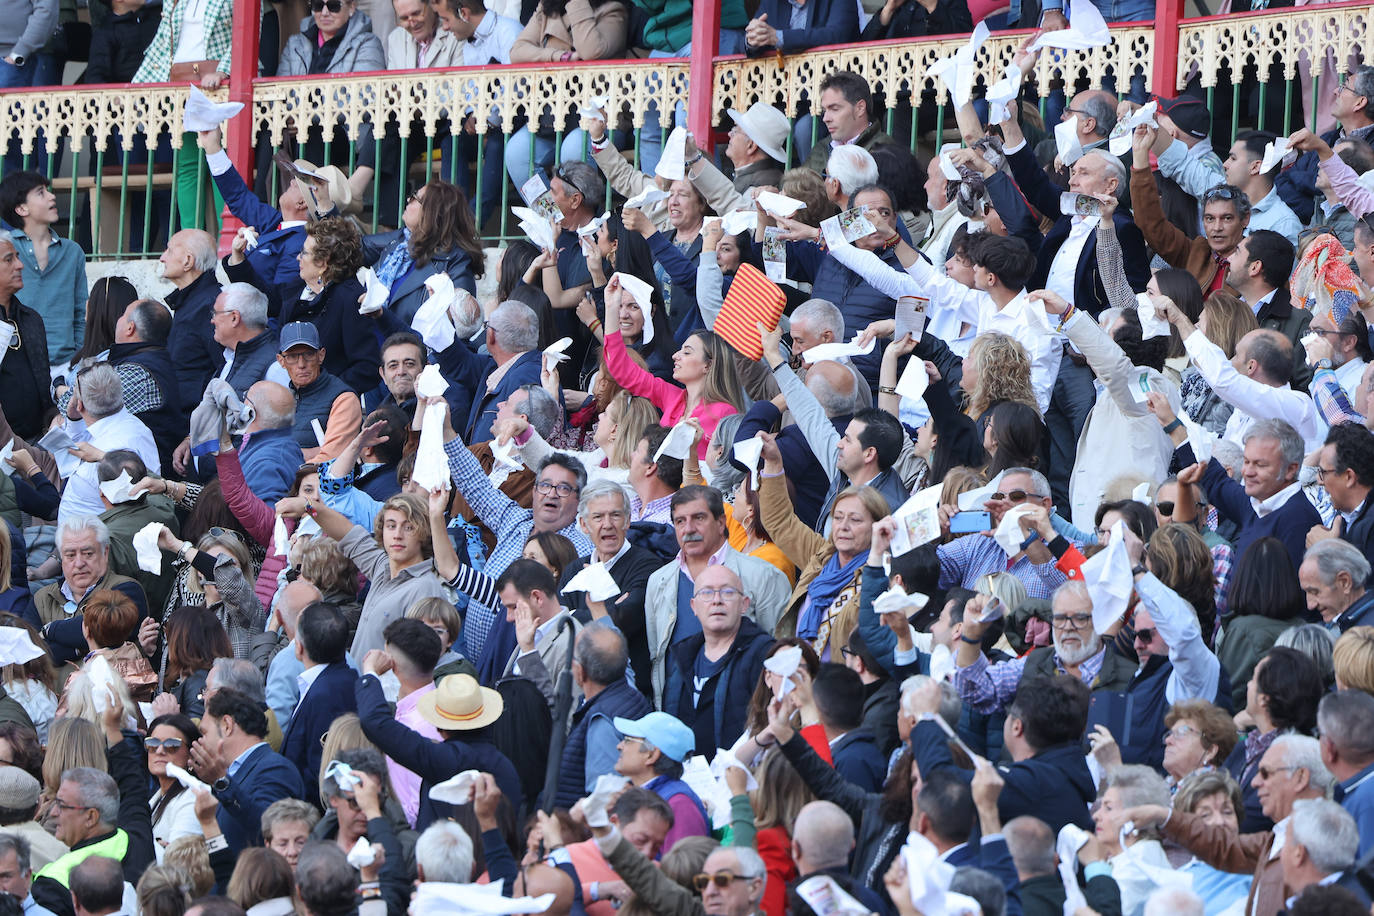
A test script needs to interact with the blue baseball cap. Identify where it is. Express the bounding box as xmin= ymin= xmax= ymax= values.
xmin=278 ymin=321 xmax=322 ymax=353
xmin=613 ymin=712 xmax=694 ymax=762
